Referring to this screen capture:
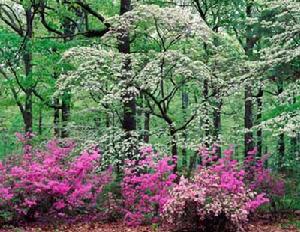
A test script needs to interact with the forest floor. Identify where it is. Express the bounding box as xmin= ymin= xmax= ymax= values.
xmin=1 ymin=215 xmax=299 ymax=232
